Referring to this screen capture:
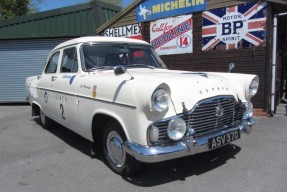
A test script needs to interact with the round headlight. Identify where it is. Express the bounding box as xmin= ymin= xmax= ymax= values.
xmin=151 ymin=89 xmax=170 ymax=112
xmin=249 ymin=76 xmax=259 ymax=96
xmin=167 ymin=118 xmax=186 ymax=141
